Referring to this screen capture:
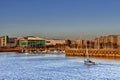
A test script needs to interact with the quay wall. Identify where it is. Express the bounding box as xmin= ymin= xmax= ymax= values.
xmin=0 ymin=48 xmax=19 ymax=52
xmin=0 ymin=48 xmax=43 ymax=52
xmin=0 ymin=47 xmax=63 ymax=52
xmin=65 ymin=49 xmax=120 ymax=57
